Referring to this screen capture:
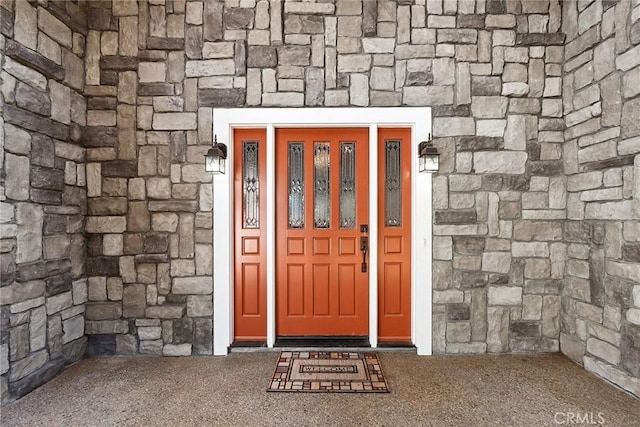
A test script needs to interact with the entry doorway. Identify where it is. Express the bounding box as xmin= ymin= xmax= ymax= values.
xmin=213 ymin=108 xmax=433 ymax=355
xmin=233 ymin=126 xmax=413 ymax=343
xmin=275 ymin=128 xmax=371 ymax=337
